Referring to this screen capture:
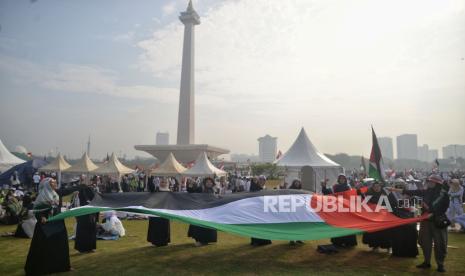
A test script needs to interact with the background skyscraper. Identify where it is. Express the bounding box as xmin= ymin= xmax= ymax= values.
xmin=417 ymin=144 xmax=429 ymax=162
xmin=428 ymin=149 xmax=439 ymax=162
xmin=396 ymin=134 xmax=418 ymax=160
xmin=258 ymin=135 xmax=277 ymax=163
xmin=443 ymin=144 xmax=465 ymax=159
